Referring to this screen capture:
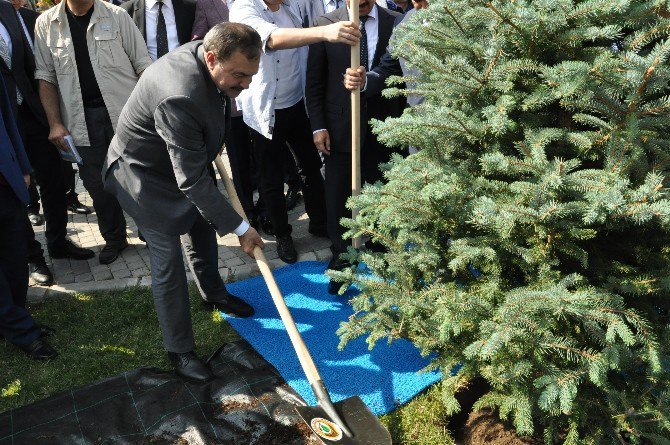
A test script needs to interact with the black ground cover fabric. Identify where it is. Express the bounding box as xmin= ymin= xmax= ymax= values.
xmin=0 ymin=340 xmax=320 ymax=444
